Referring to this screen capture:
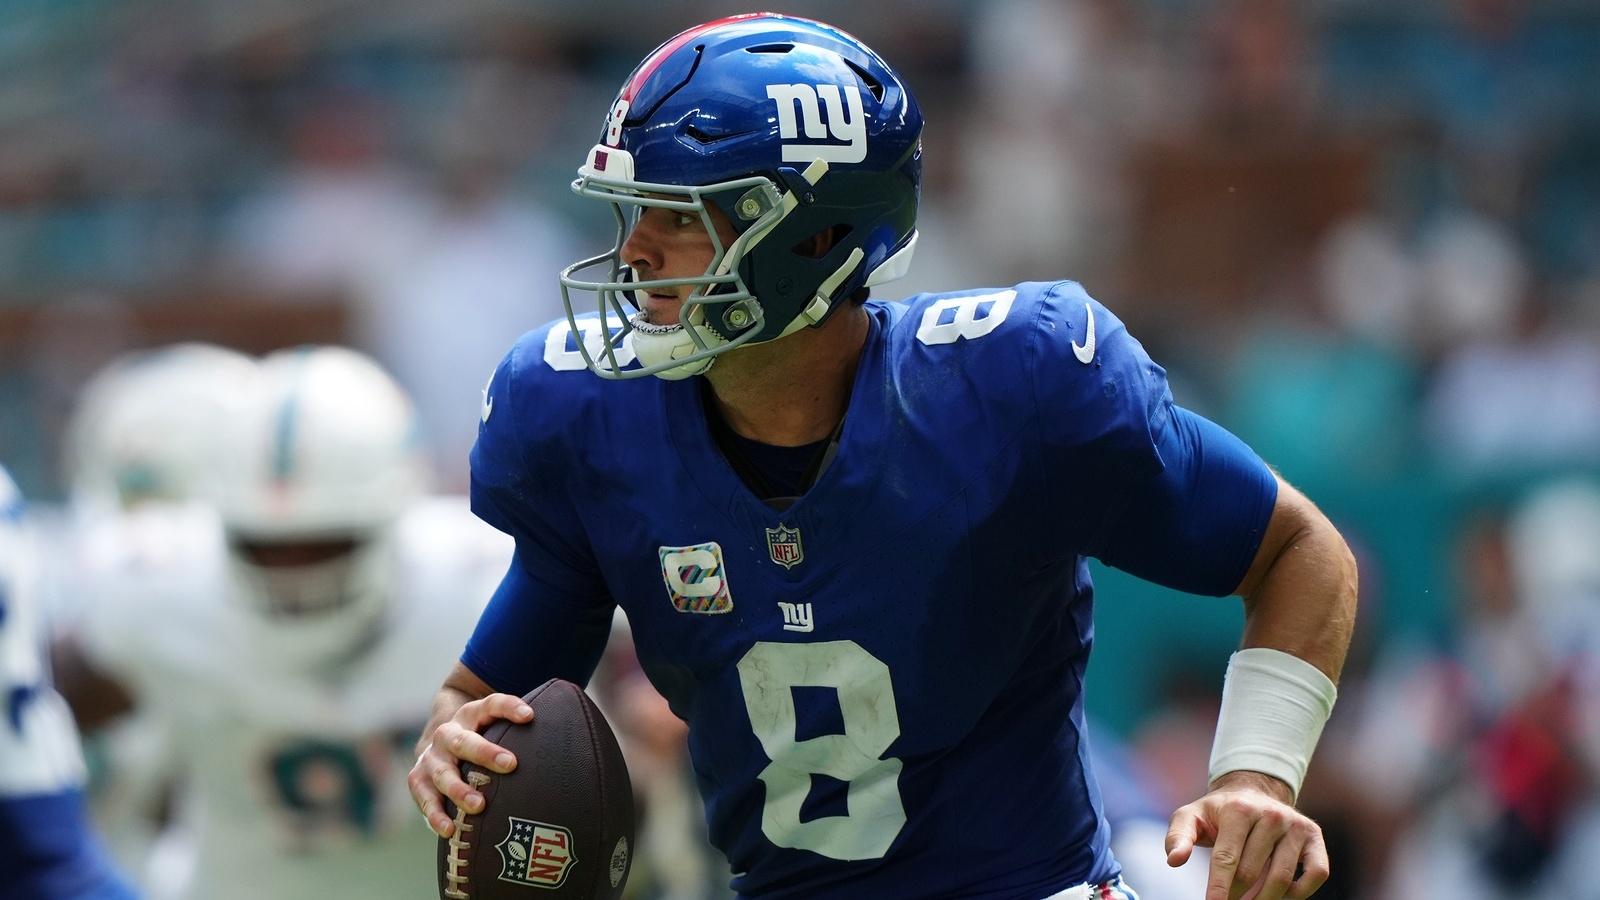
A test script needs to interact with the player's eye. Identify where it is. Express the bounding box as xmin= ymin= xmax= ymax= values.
xmin=674 ymin=212 xmax=696 ymax=228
